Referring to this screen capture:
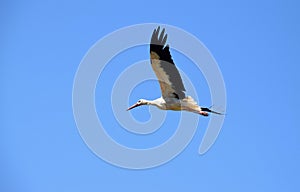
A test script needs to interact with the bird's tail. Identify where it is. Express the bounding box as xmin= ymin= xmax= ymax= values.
xmin=201 ymin=107 xmax=224 ymax=115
